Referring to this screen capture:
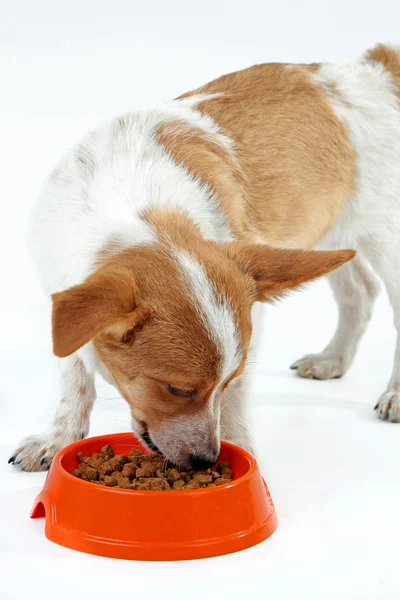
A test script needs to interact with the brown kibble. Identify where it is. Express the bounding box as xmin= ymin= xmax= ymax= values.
xmin=86 ymin=457 xmax=104 ymax=469
xmin=108 ymin=457 xmax=124 ymax=471
xmin=167 ymin=468 xmax=182 ymax=483
xmin=92 ymin=453 xmax=106 ymax=461
xmin=149 ymin=478 xmax=170 ymax=491
xmin=77 ymin=452 xmax=89 ymax=464
xmin=137 ymin=477 xmax=152 ymax=485
xmin=100 ymin=445 xmax=114 ymax=458
xmin=78 ymin=463 xmax=98 ymax=481
xmin=195 ymin=474 xmax=213 ymax=485
xmin=218 ymin=462 xmax=231 ymax=470
xmin=221 ymin=468 xmax=234 ymax=478
xmin=135 ymin=482 xmax=148 ymax=490
xmin=121 ymin=463 xmax=137 ymax=479
xmin=186 ymin=481 xmax=201 ymax=490
xmin=129 ymin=448 xmax=142 ymax=457
xmin=140 ymin=454 xmax=154 ymax=462
xmin=139 ymin=480 xmax=152 ymax=490
xmin=114 ymin=454 xmax=130 ymax=466
xmin=71 ymin=447 xmax=233 ymax=491
xmin=142 ymin=463 xmax=157 ymax=477
xmin=214 ymin=477 xmax=232 ymax=486
xmin=116 ymin=475 xmax=132 ymax=489
xmin=200 ymin=468 xmax=212 ymax=475
xmin=104 ymin=475 xmax=118 ymax=487
xmin=98 ymin=461 xmax=114 ymax=477
xmin=173 ymin=479 xmax=186 ymax=490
